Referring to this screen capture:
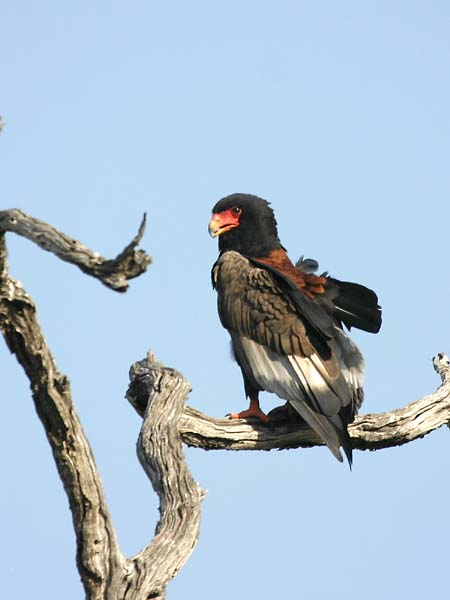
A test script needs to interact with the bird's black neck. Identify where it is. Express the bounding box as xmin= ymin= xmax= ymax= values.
xmin=218 ymin=230 xmax=283 ymax=257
